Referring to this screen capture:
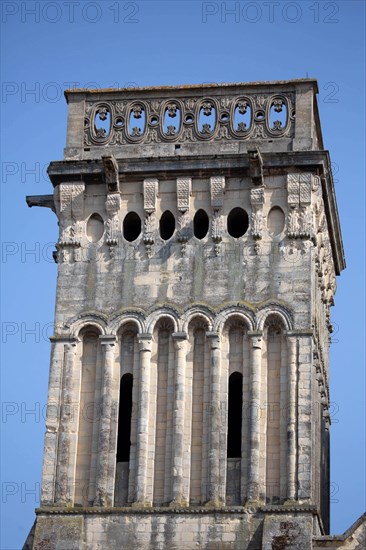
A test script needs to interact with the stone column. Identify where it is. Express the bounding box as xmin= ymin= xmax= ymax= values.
xmin=54 ymin=338 xmax=78 ymax=505
xmin=133 ymin=333 xmax=152 ymax=506
xmin=94 ymin=335 xmax=116 ymax=506
xmin=41 ymin=338 xmax=66 ymax=505
xmin=205 ymin=332 xmax=223 ymax=506
xmin=247 ymin=331 xmax=263 ymax=504
xmin=170 ymin=332 xmax=188 ymax=506
xmin=286 ymin=333 xmax=298 ymax=501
